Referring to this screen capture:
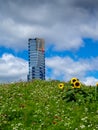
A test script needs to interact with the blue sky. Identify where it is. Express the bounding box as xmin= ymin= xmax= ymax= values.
xmin=46 ymin=39 xmax=98 ymax=59
xmin=0 ymin=0 xmax=98 ymax=85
